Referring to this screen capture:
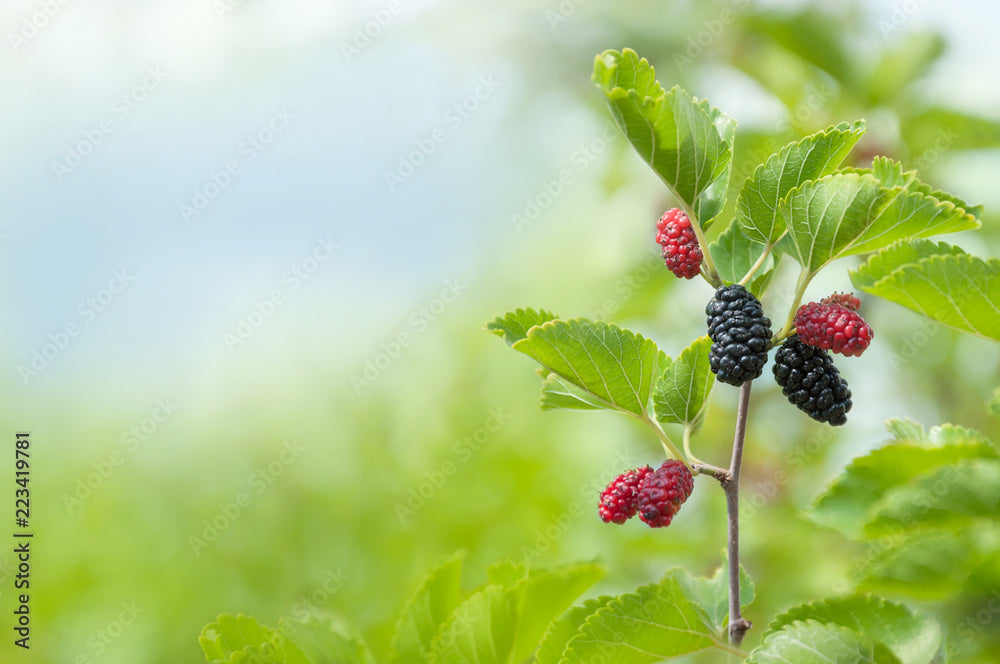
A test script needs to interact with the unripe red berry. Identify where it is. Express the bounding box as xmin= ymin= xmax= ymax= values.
xmin=794 ymin=302 xmax=874 ymax=357
xmin=636 ymin=460 xmax=694 ymax=528
xmin=655 ymin=209 xmax=702 ymax=279
xmin=598 ymin=466 xmax=652 ymax=524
